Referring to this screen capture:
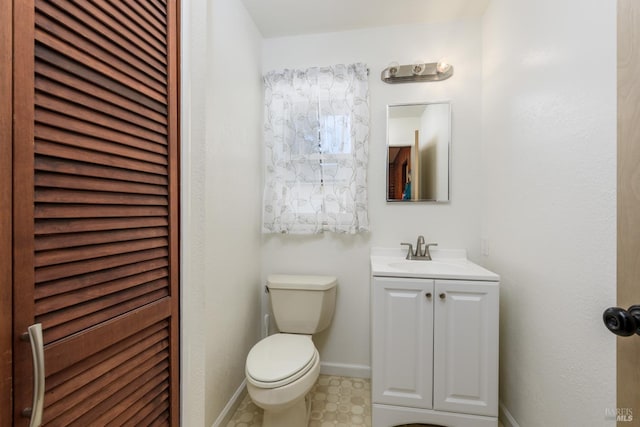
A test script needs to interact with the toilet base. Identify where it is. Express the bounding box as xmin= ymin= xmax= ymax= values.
xmin=246 ymin=336 xmax=320 ymax=426
xmin=263 ymin=394 xmax=311 ymax=427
